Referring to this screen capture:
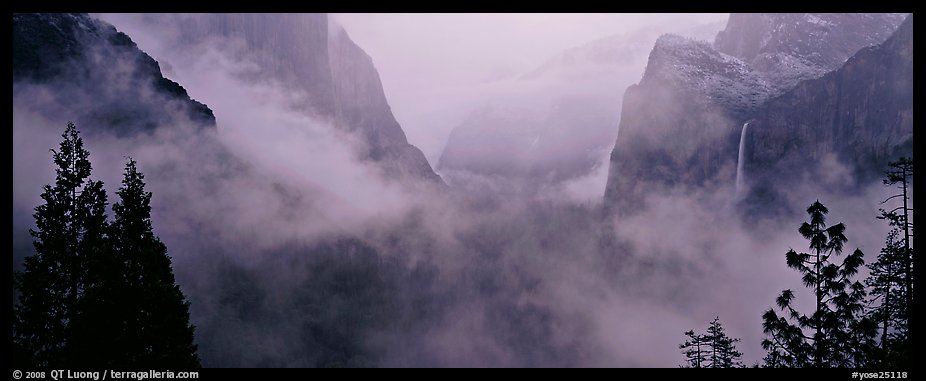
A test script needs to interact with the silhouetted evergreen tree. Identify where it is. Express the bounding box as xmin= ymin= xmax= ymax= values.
xmin=680 ymin=317 xmax=743 ymax=368
xmin=762 ymin=201 xmax=876 ymax=368
xmin=866 ymin=228 xmax=909 ymax=366
xmin=13 ymin=124 xmax=199 ymax=368
xmin=103 ymin=159 xmax=201 ymax=367
xmin=867 ymin=157 xmax=913 ymax=367
xmin=679 ymin=329 xmax=709 ymax=368
xmin=12 ymin=122 xmax=109 ymax=367
xmin=706 ymin=317 xmax=743 ymax=368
